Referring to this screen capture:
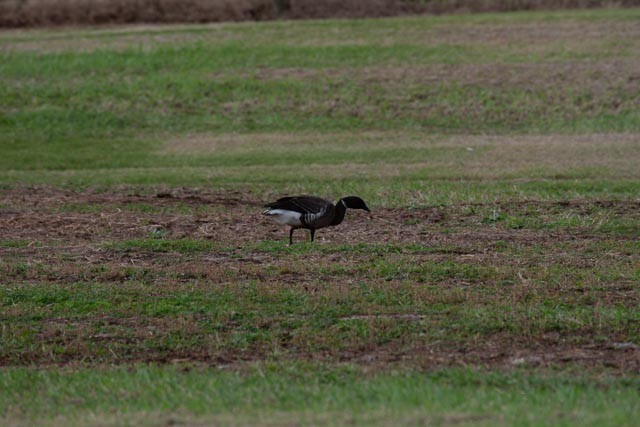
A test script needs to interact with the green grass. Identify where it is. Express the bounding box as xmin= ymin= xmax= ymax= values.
xmin=110 ymin=238 xmax=220 ymax=253
xmin=2 ymin=237 xmax=639 ymax=364
xmin=2 ymin=364 xmax=639 ymax=427
xmin=1 ymin=9 xmax=640 ymax=195
xmin=0 ymin=239 xmax=32 ymax=248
